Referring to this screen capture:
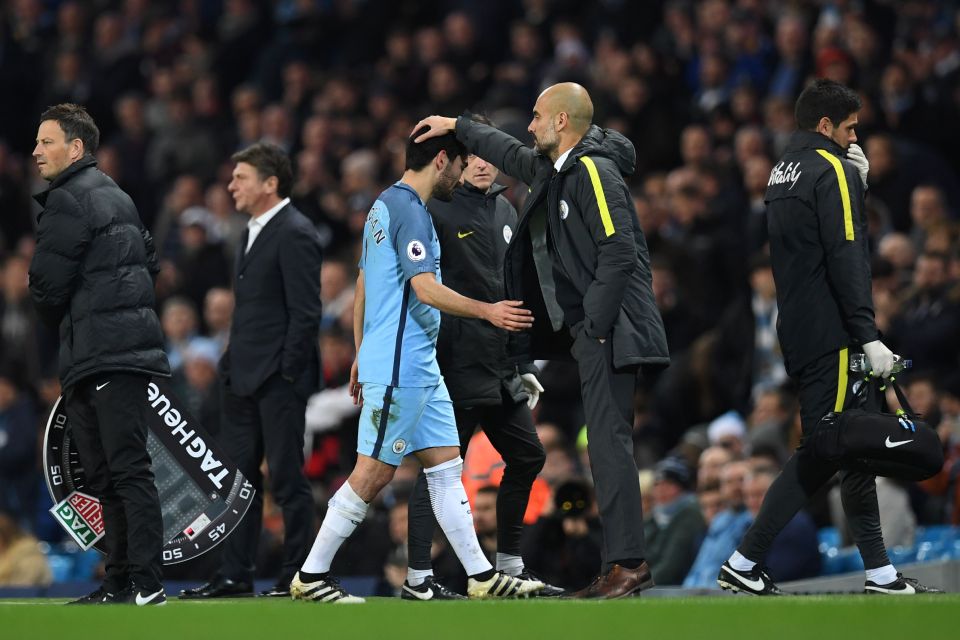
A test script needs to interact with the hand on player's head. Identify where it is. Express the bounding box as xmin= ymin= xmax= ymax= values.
xmin=412 ymin=116 xmax=456 ymax=143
